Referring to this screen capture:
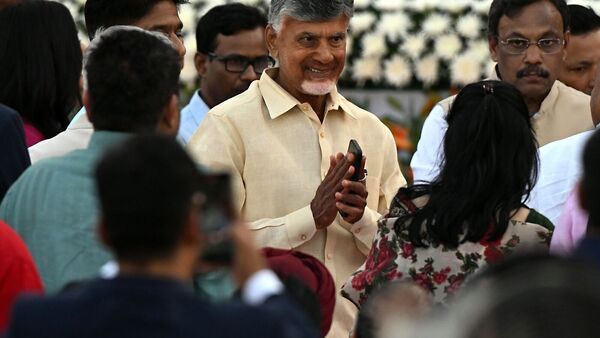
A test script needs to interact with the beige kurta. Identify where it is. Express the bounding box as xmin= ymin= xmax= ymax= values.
xmin=187 ymin=68 xmax=405 ymax=338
